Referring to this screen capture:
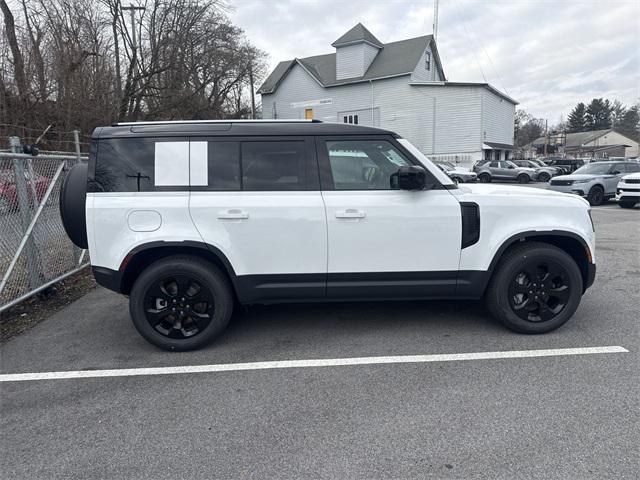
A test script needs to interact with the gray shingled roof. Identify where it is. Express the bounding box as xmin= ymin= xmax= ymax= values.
xmin=532 ymin=129 xmax=614 ymax=147
xmin=331 ymin=23 xmax=384 ymax=48
xmin=258 ymin=34 xmax=443 ymax=94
